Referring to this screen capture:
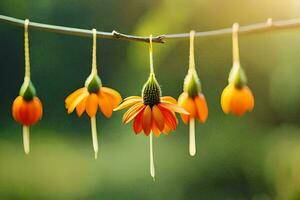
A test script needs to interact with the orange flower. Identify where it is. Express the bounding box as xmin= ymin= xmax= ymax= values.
xmin=65 ymin=28 xmax=122 ymax=159
xmin=221 ymin=84 xmax=254 ymax=116
xmin=65 ymin=86 xmax=121 ymax=118
xmin=114 ymin=90 xmax=188 ymax=137
xmin=114 ymin=35 xmax=188 ymax=180
xmin=178 ymin=92 xmax=208 ymax=124
xmin=12 ymin=96 xmax=43 ymax=126
xmin=177 ymin=30 xmax=208 ymax=157
xmin=221 ymin=23 xmax=254 ymax=116
xmin=65 ymin=71 xmax=121 ymax=160
xmin=12 ymin=19 xmax=43 ymax=154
